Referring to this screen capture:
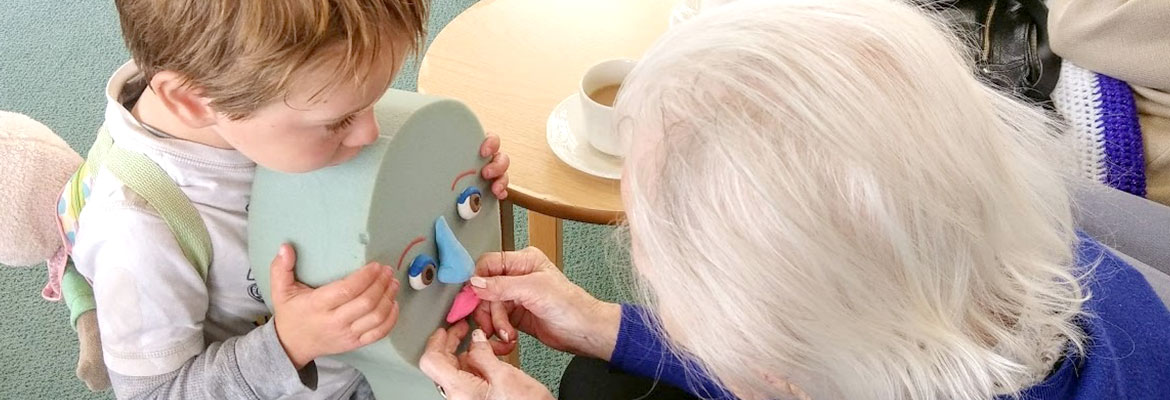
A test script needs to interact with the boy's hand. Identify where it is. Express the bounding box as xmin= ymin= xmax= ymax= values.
xmin=479 ymin=135 xmax=511 ymax=199
xmin=269 ymin=244 xmax=401 ymax=369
